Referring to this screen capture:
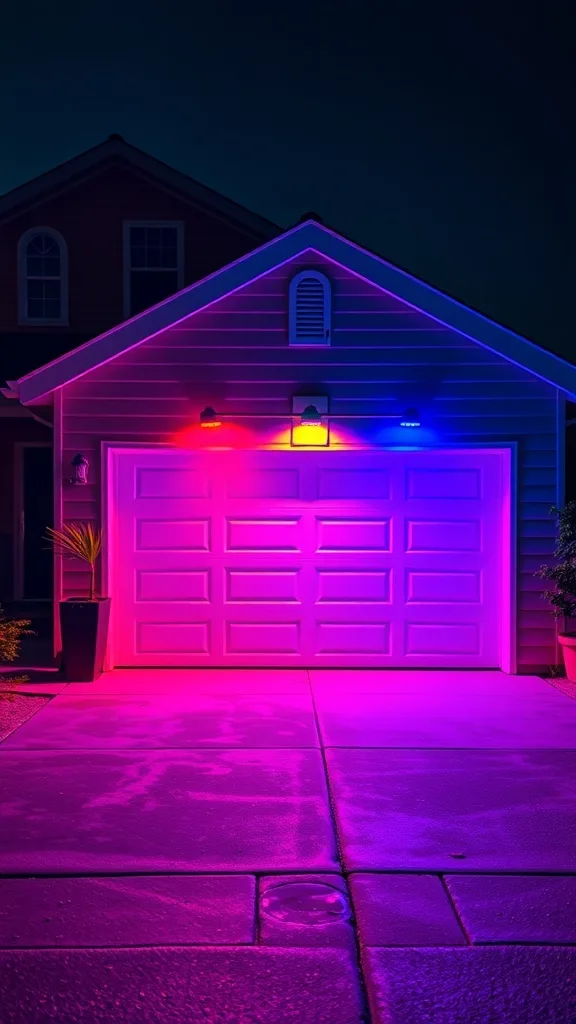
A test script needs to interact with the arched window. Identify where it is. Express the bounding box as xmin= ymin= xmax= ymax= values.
xmin=288 ymin=270 xmax=331 ymax=346
xmin=18 ymin=228 xmax=68 ymax=324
